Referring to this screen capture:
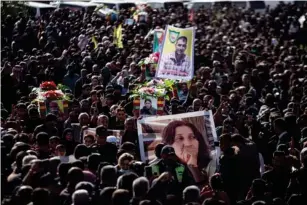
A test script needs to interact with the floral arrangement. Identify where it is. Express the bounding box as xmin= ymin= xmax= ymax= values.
xmin=42 ymin=90 xmax=65 ymax=101
xmin=40 ymin=81 xmax=57 ymax=91
xmin=56 ymin=84 xmax=70 ymax=93
xmin=131 ymin=85 xmax=166 ymax=99
xmin=138 ymin=52 xmax=160 ymax=71
xmin=32 ymin=81 xmax=71 ymax=102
